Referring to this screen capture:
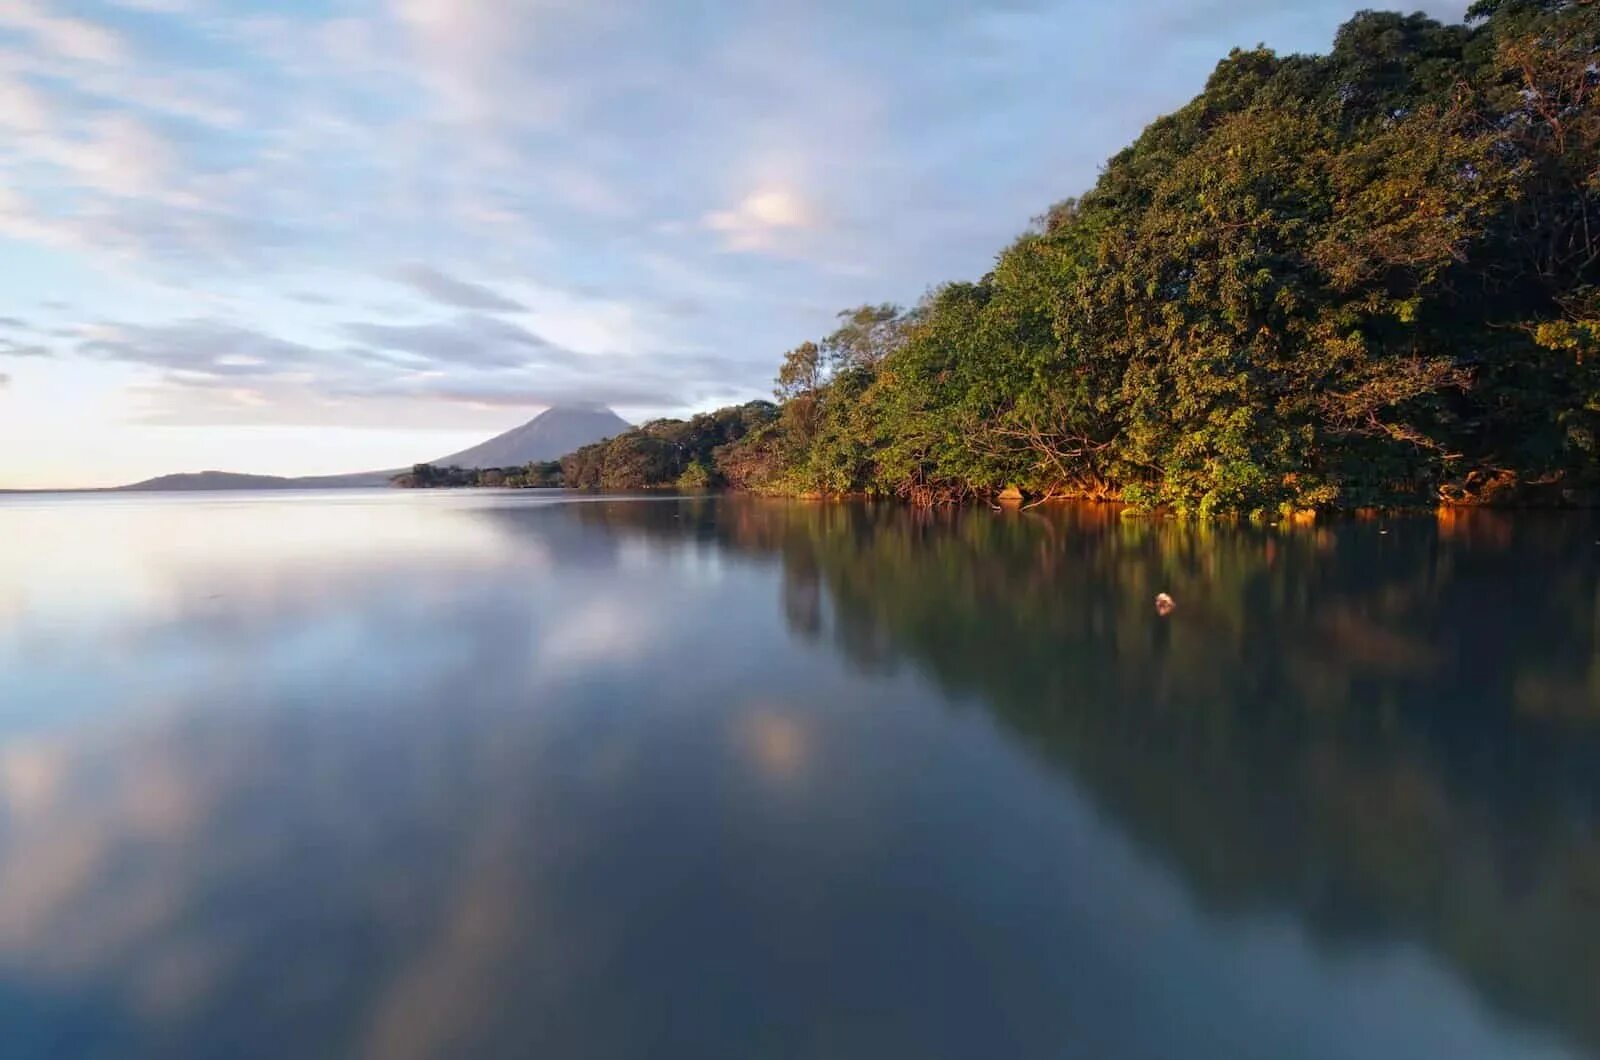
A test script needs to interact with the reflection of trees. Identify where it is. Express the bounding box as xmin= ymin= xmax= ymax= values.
xmin=465 ymin=498 xmax=629 ymax=569
xmin=781 ymin=551 xmax=823 ymax=639
xmin=6 ymin=496 xmax=1595 ymax=1056
xmin=587 ymin=498 xmax=1600 ymax=1055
